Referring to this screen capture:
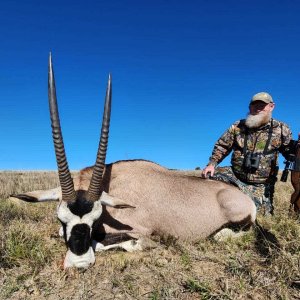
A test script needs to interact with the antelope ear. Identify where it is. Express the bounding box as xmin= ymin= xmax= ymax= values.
xmin=10 ymin=187 xmax=61 ymax=202
xmin=99 ymin=192 xmax=135 ymax=208
xmin=57 ymin=201 xmax=77 ymax=223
